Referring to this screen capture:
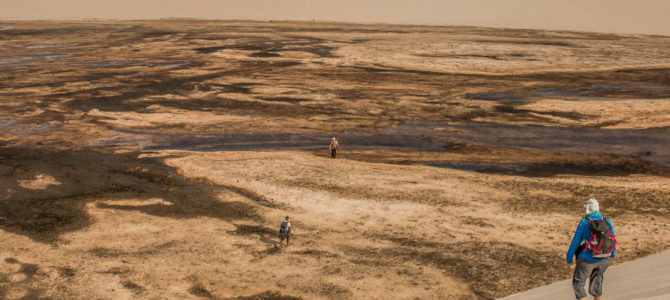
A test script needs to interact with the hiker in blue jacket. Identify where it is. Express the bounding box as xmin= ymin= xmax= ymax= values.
xmin=566 ymin=198 xmax=616 ymax=300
